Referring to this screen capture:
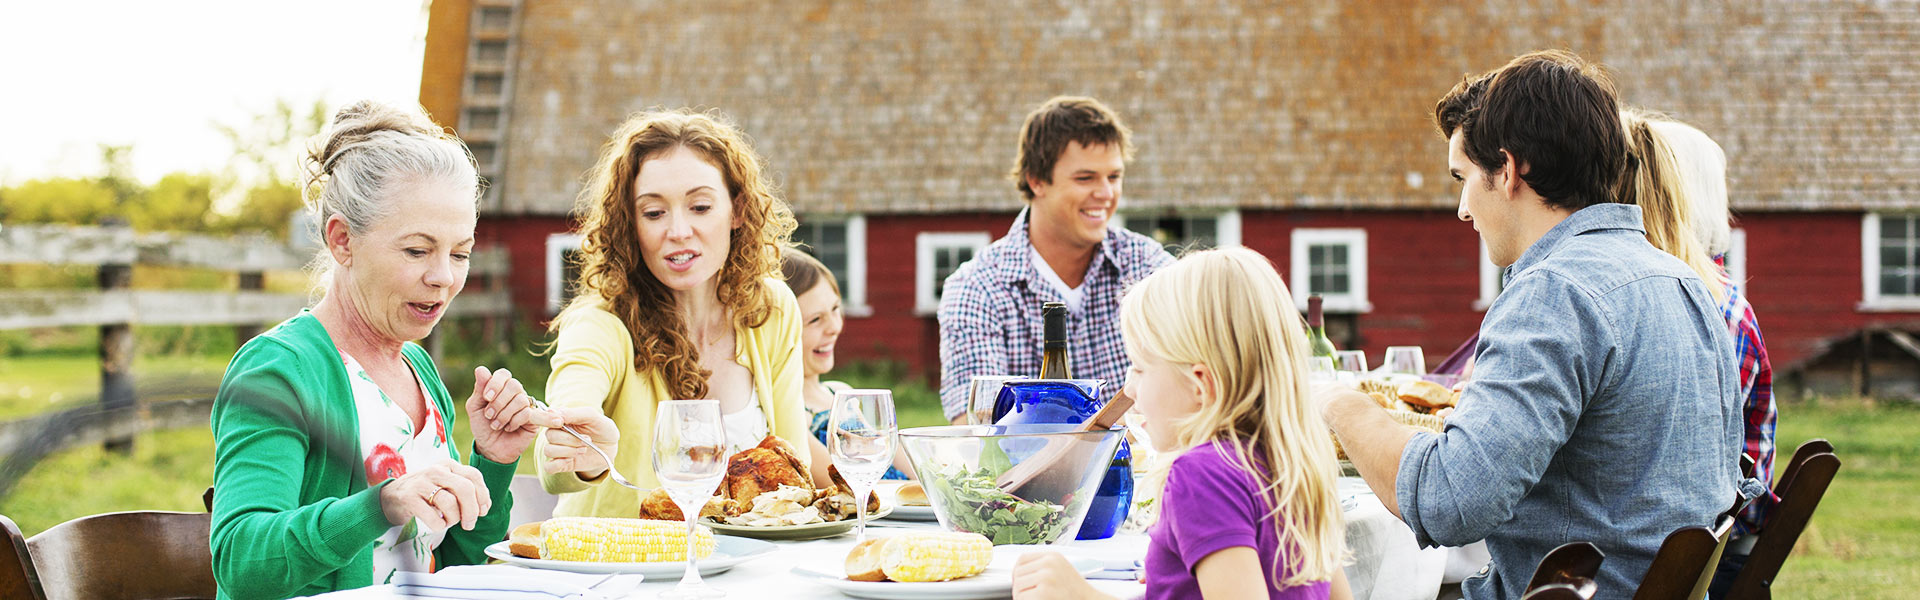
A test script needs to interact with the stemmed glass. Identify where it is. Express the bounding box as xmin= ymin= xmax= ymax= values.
xmin=653 ymin=399 xmax=727 ymax=599
xmin=829 ymin=388 xmax=896 ymax=545
xmin=967 ymin=375 xmax=1020 ymax=425
xmin=1384 ymin=346 xmax=1427 ymax=376
xmin=1307 ymin=356 xmax=1338 ymax=382
xmin=1333 ymin=350 xmax=1370 ymax=373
